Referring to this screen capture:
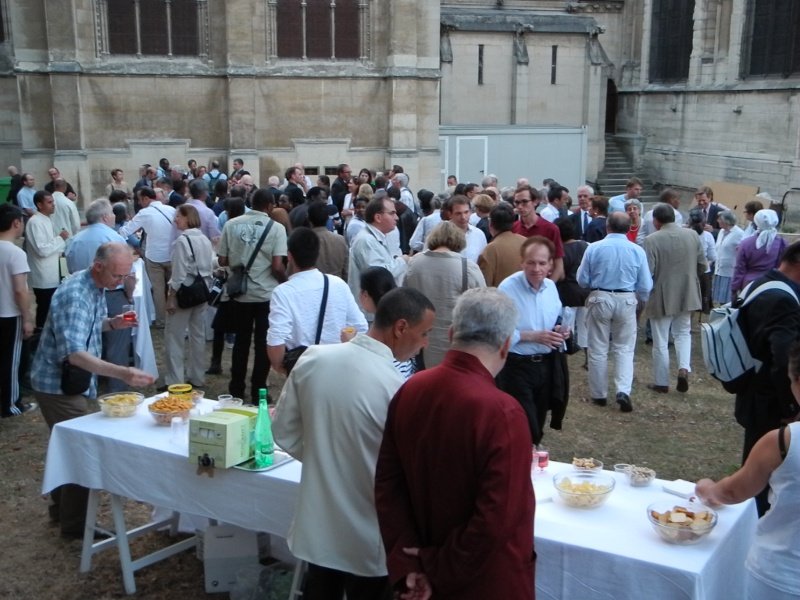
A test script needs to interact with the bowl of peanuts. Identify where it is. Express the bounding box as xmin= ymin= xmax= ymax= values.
xmin=147 ymin=396 xmax=193 ymax=425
